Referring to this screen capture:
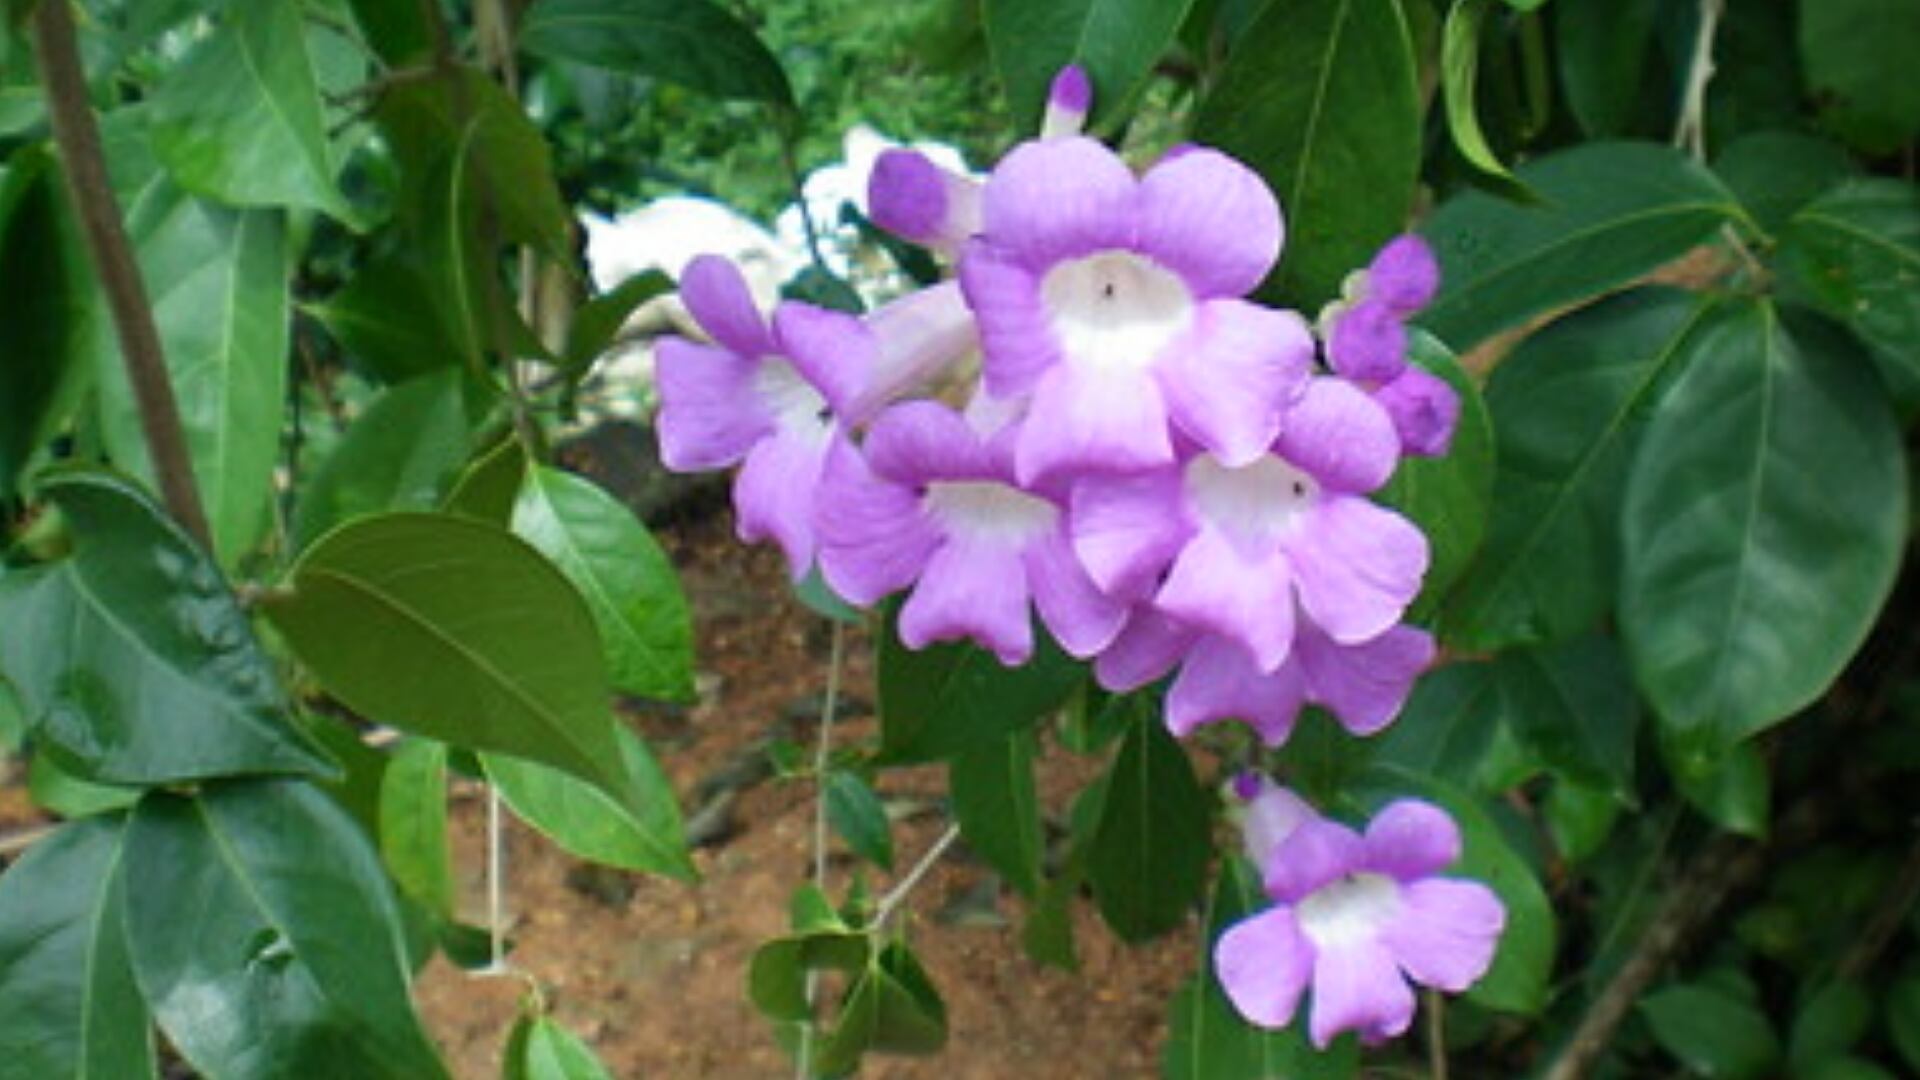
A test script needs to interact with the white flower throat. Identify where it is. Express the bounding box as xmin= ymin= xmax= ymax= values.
xmin=1040 ymin=251 xmax=1193 ymax=374
xmin=755 ymin=359 xmax=834 ymax=442
xmin=925 ymin=481 xmax=1058 ymax=545
xmin=1185 ymin=455 xmax=1319 ymax=547
xmin=1297 ymin=872 xmax=1401 ymax=949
